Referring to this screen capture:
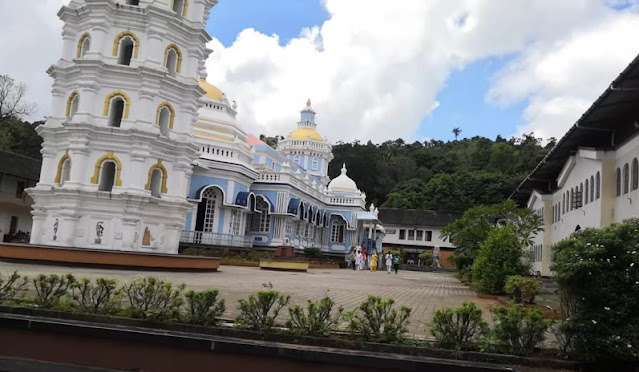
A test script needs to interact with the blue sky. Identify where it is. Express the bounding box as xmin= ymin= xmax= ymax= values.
xmin=206 ymin=0 xmax=532 ymax=143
